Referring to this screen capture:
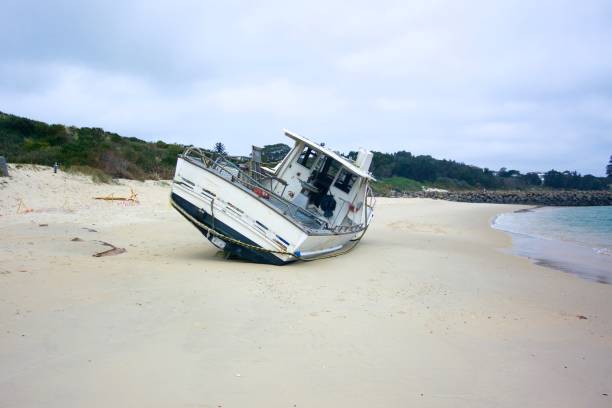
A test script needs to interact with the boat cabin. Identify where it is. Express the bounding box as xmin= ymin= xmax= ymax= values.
xmin=263 ymin=130 xmax=374 ymax=228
